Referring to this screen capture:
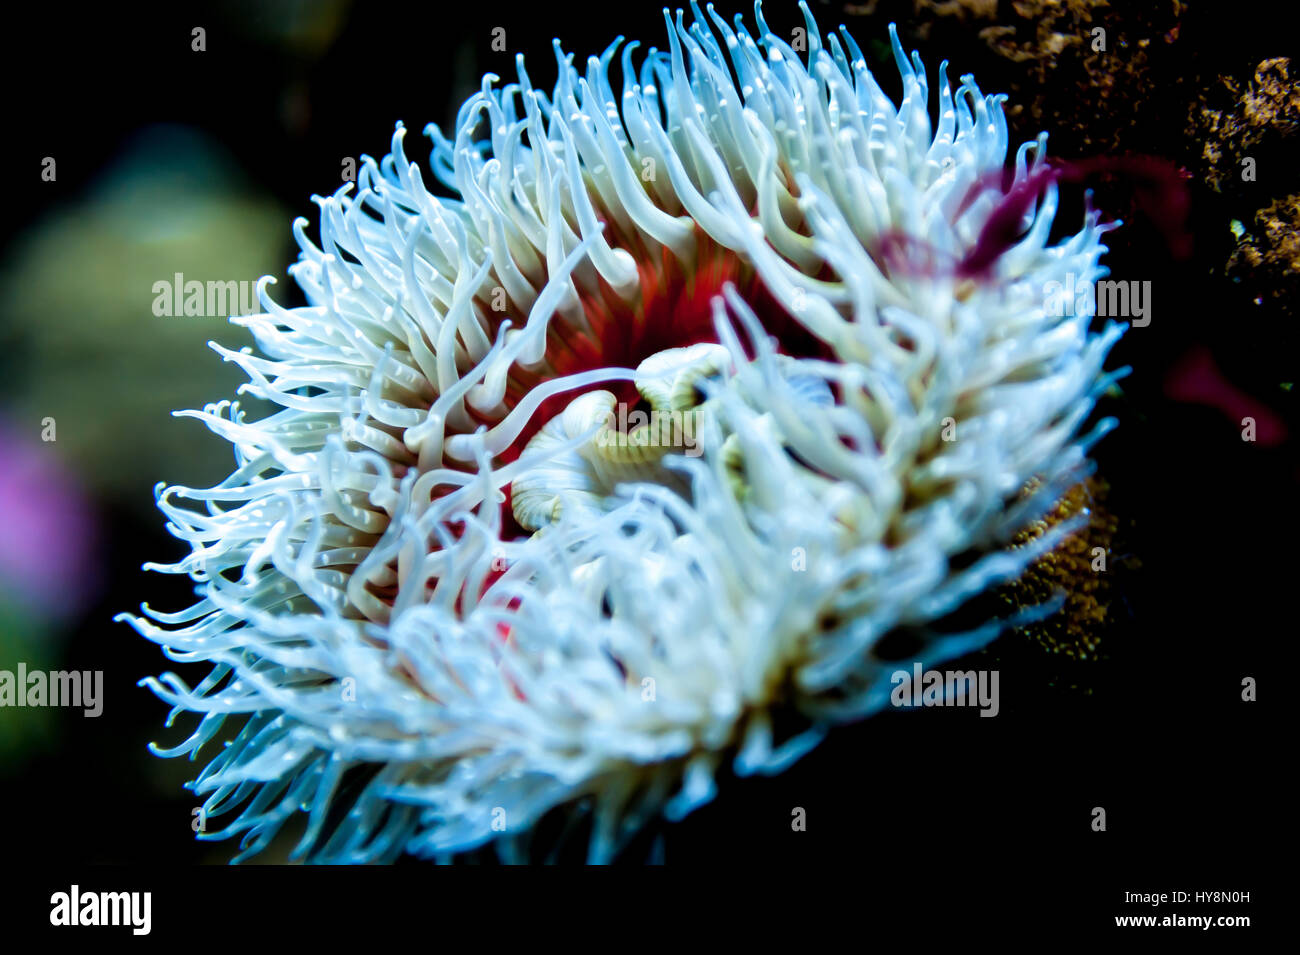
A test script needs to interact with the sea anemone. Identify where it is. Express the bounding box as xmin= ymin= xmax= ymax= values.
xmin=121 ymin=1 xmax=1126 ymax=863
